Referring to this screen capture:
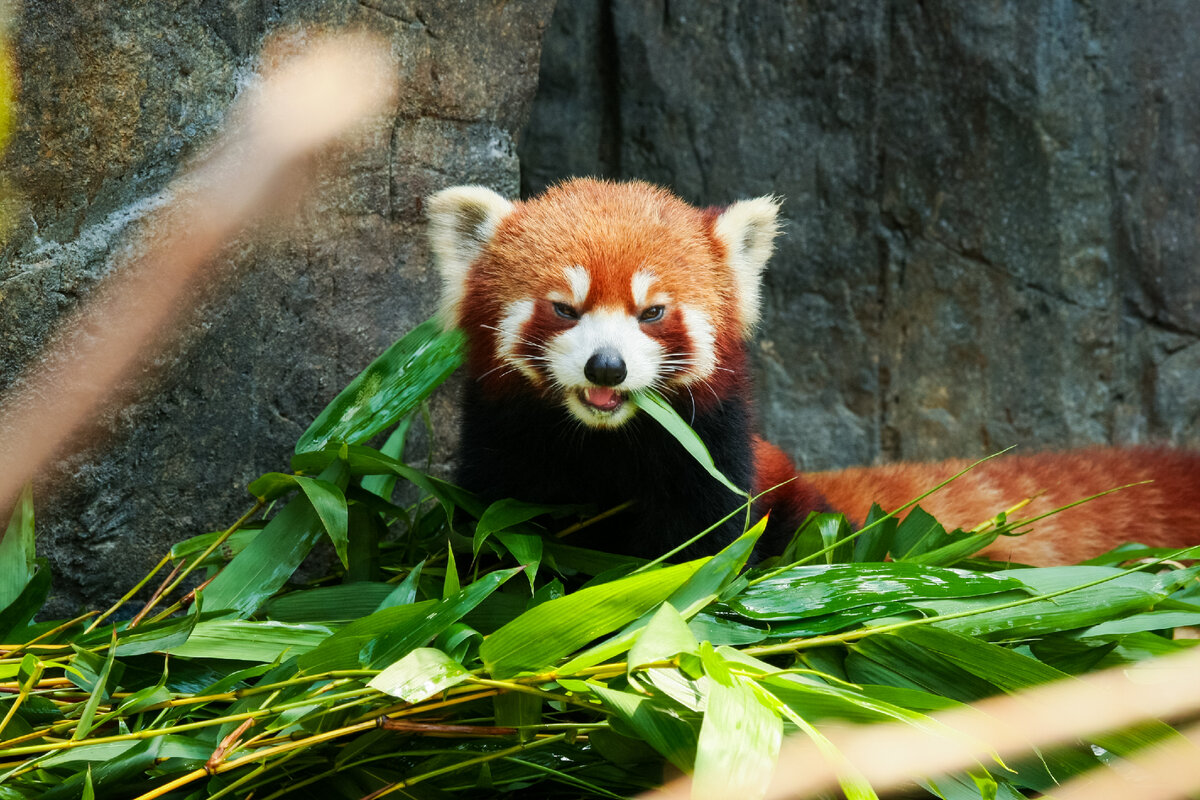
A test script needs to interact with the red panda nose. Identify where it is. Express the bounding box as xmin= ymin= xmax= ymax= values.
xmin=584 ymin=348 xmax=627 ymax=387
